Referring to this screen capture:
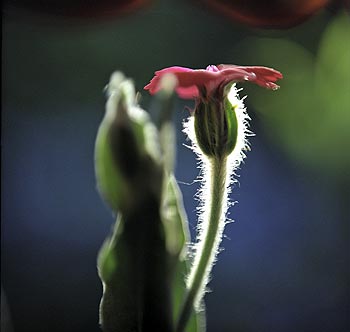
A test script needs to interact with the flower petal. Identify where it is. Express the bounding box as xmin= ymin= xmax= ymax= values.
xmin=217 ymin=64 xmax=283 ymax=89
xmin=144 ymin=65 xmax=254 ymax=98
xmin=144 ymin=66 xmax=196 ymax=95
xmin=176 ymin=86 xmax=200 ymax=99
xmin=144 ymin=64 xmax=283 ymax=99
xmin=145 ymin=66 xmax=224 ymax=98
